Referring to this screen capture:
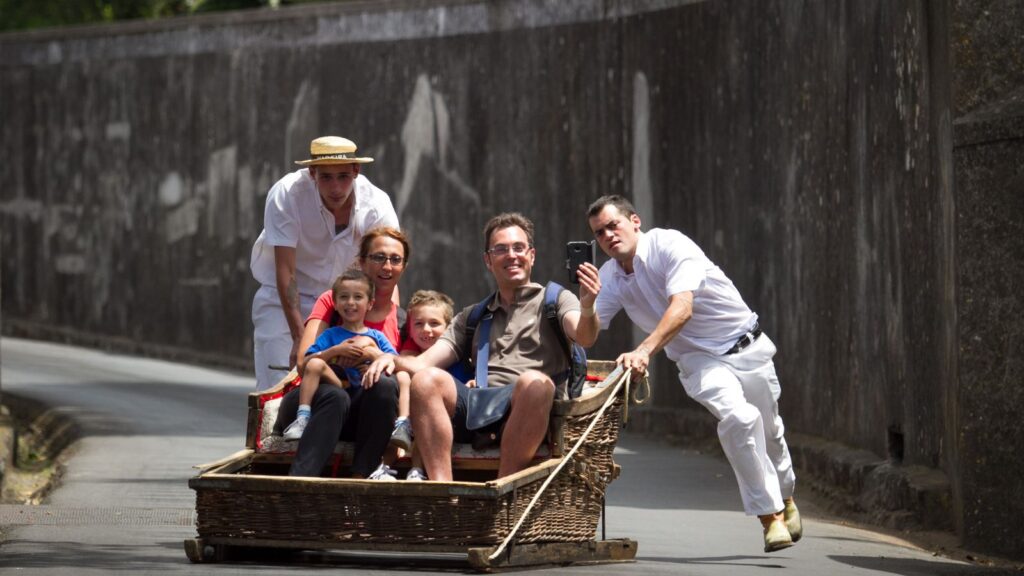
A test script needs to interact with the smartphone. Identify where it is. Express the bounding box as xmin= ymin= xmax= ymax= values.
xmin=565 ymin=241 xmax=595 ymax=284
